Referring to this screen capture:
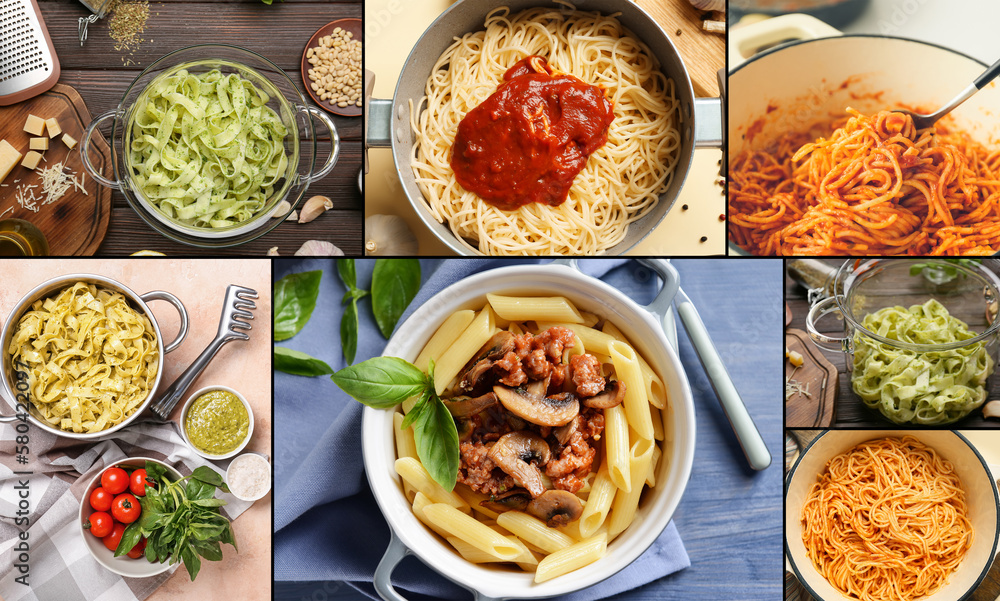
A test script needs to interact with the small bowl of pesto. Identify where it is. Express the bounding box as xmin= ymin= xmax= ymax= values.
xmin=180 ymin=385 xmax=254 ymax=460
